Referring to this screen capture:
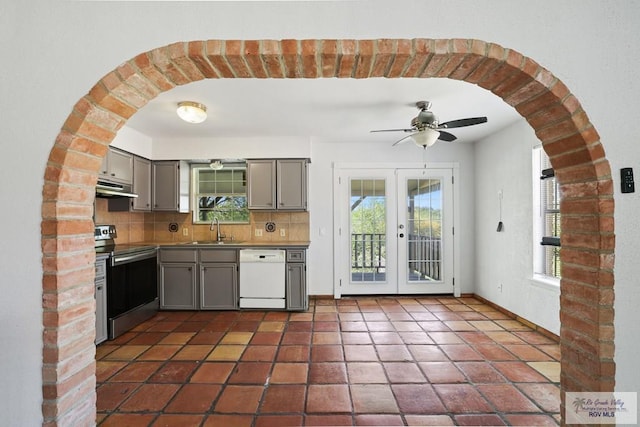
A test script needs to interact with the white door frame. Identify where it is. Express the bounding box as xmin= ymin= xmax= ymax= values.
xmin=333 ymin=162 xmax=461 ymax=299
